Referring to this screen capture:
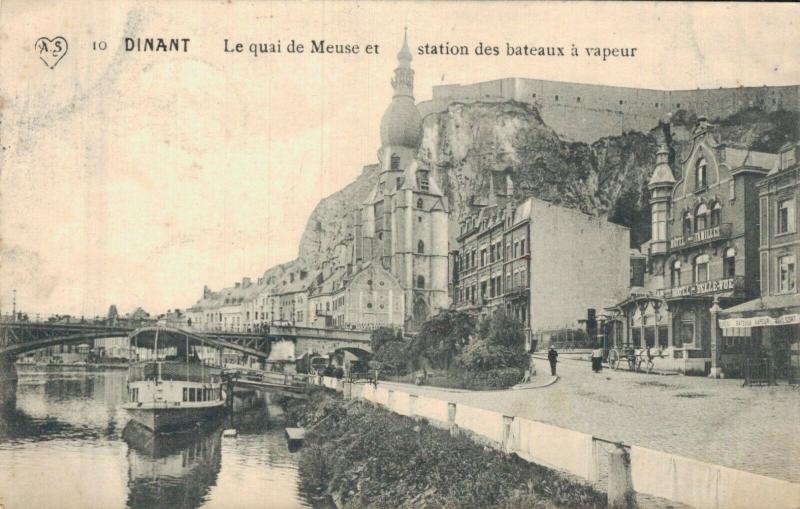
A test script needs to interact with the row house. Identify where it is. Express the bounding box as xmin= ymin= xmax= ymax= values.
xmin=718 ymin=142 xmax=799 ymax=380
